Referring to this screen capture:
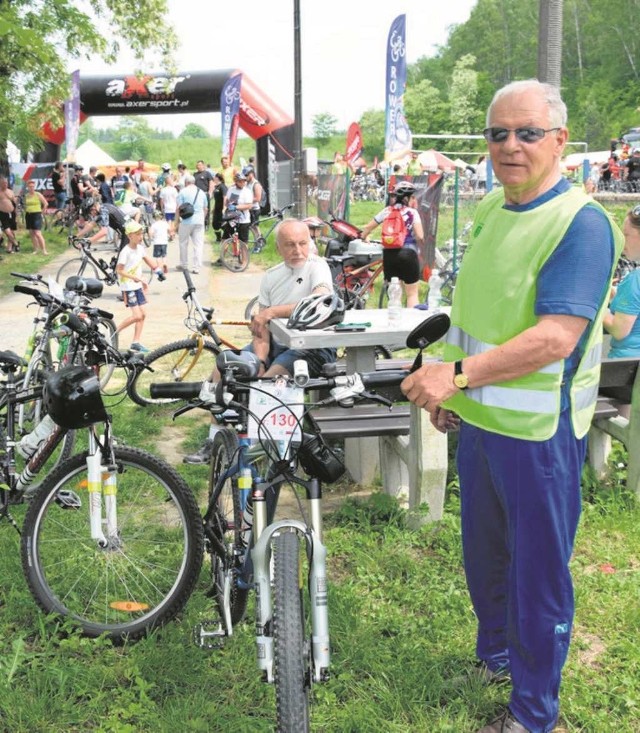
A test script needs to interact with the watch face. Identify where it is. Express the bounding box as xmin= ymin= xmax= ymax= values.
xmin=454 ymin=373 xmax=469 ymax=389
